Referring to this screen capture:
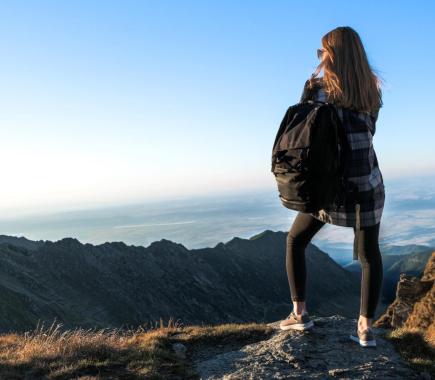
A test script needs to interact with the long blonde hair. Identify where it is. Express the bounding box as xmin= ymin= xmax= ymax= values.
xmin=307 ymin=26 xmax=384 ymax=114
